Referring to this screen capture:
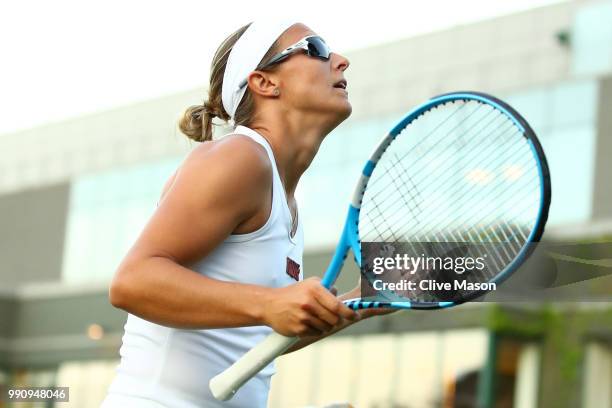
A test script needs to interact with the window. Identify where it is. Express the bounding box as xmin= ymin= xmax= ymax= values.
xmin=62 ymin=157 xmax=182 ymax=283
